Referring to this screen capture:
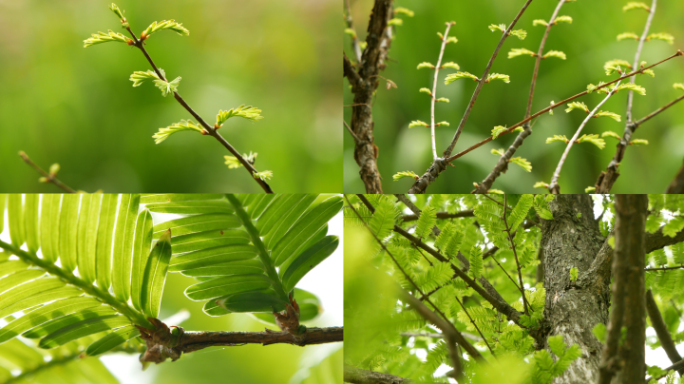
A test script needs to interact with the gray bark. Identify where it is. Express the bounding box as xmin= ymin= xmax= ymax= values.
xmin=541 ymin=195 xmax=610 ymax=384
